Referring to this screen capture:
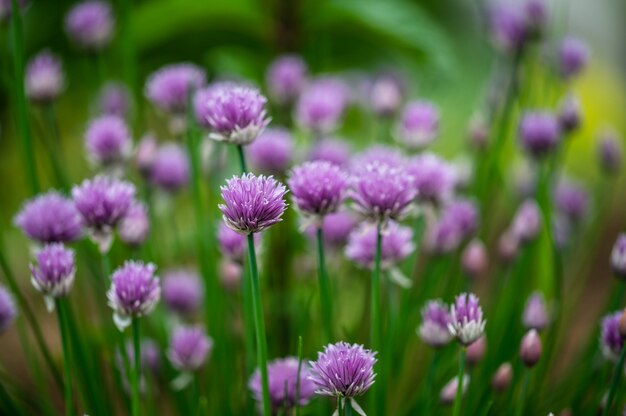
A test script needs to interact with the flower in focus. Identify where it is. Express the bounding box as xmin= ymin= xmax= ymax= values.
xmin=0 ymin=285 xmax=16 ymax=333
xmin=522 ymin=292 xmax=549 ymax=331
xmin=168 ymin=325 xmax=213 ymax=372
xmin=597 ymin=129 xmax=622 ymax=175
xmin=162 ymin=269 xmax=203 ymax=316
xmin=611 ymin=233 xmax=626 ymax=280
xmin=249 ymin=357 xmax=316 ymax=411
xmin=150 ymin=143 xmax=190 ymax=193
xmin=309 ymin=341 xmax=377 ymax=398
xmin=84 ymin=115 xmax=132 ymax=168
xmin=219 ymin=173 xmax=288 ymax=235
xmin=406 ymin=153 xmax=456 ymax=204
xmin=600 ymin=311 xmax=624 ymax=361
xmin=30 ymin=243 xmax=76 ymax=311
xmin=118 ymin=202 xmax=150 ymax=247
xmin=266 ymin=55 xmax=308 ymax=105
xmin=295 ymin=78 xmax=349 ymax=135
xmin=98 ymin=82 xmax=131 ymax=117
xmin=25 ymin=50 xmax=65 ymax=104
xmin=308 ymin=138 xmax=352 ymax=167
xmin=559 ymin=36 xmax=589 ymax=79
xmin=202 ymin=83 xmax=270 ymax=145
xmin=418 ymin=299 xmax=453 ymax=348
xmin=519 ymin=111 xmax=561 ymax=158
xmin=65 ymin=1 xmax=114 ymax=50
xmin=145 ymin=63 xmax=205 ymax=116
xmin=395 ymin=101 xmax=440 ymax=149
xmin=346 ymin=221 xmax=414 ymax=272
xmin=107 ymin=261 xmax=160 ymax=331
xmin=14 ymin=191 xmax=83 ymax=244
xmin=248 ymin=128 xmax=294 ymax=175
xmin=448 ymin=292 xmax=486 ymax=346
